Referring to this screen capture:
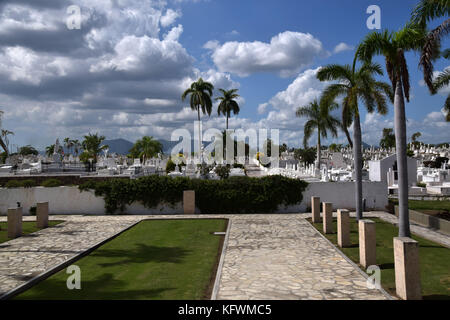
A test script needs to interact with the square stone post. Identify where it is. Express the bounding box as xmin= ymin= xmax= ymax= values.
xmin=8 ymin=207 xmax=23 ymax=239
xmin=183 ymin=190 xmax=195 ymax=215
xmin=311 ymin=196 xmax=320 ymax=223
xmin=337 ymin=209 xmax=350 ymax=248
xmin=37 ymin=202 xmax=49 ymax=228
xmin=394 ymin=237 xmax=422 ymax=300
xmin=359 ymin=219 xmax=376 ymax=268
xmin=322 ymin=202 xmax=333 ymax=234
